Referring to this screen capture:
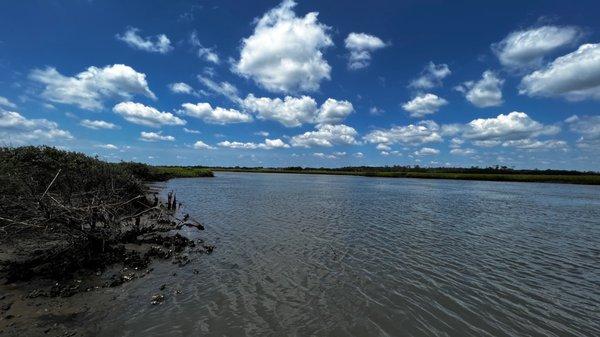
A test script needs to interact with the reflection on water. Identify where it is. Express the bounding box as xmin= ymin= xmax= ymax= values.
xmin=93 ymin=172 xmax=600 ymax=336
